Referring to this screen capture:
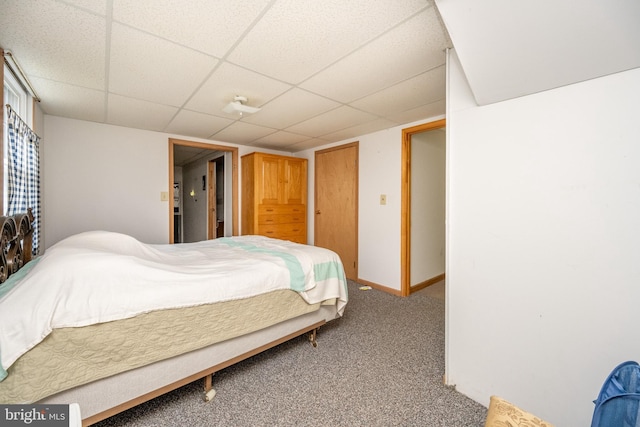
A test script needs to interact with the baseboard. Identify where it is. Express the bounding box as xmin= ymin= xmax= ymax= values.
xmin=410 ymin=273 xmax=445 ymax=294
xmin=356 ymin=278 xmax=403 ymax=297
